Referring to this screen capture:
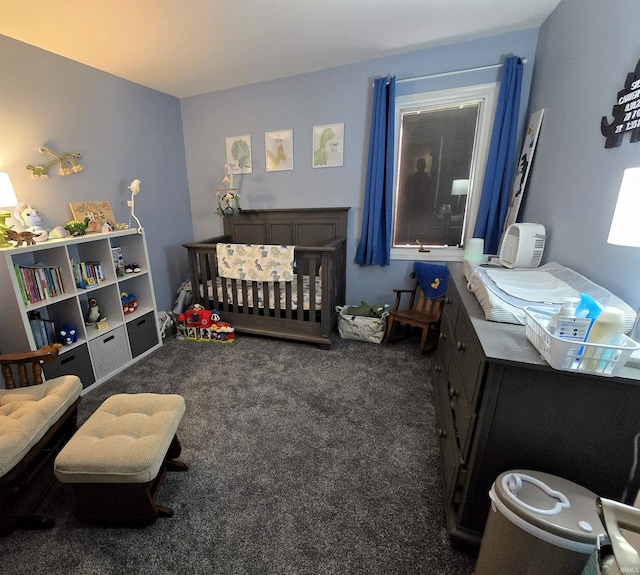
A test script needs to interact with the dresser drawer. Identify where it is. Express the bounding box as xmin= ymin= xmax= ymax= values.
xmin=442 ymin=283 xmax=461 ymax=335
xmin=436 ymin=317 xmax=455 ymax=375
xmin=432 ymin=365 xmax=461 ymax=504
xmin=451 ymin=310 xmax=484 ymax=407
xmin=448 ymin=357 xmax=476 ymax=460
